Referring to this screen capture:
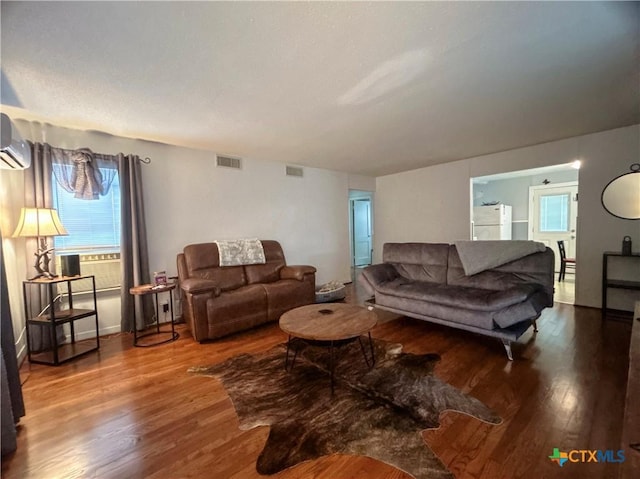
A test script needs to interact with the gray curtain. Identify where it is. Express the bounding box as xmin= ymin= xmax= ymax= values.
xmin=1 ymin=227 xmax=26 ymax=456
xmin=24 ymin=143 xmax=64 ymax=351
xmin=119 ymin=154 xmax=153 ymax=332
